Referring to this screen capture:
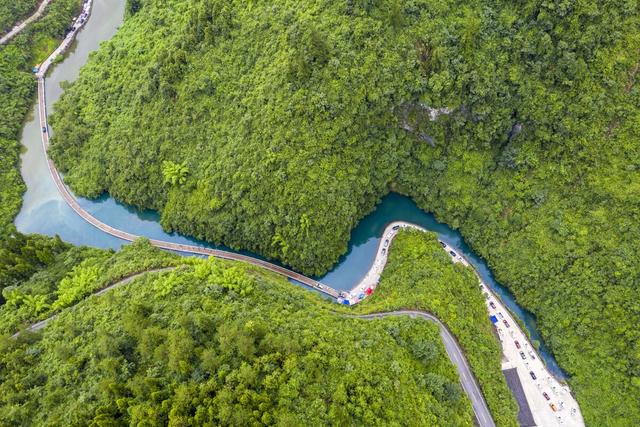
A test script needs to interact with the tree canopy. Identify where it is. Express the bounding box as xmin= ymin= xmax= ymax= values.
xmin=21 ymin=0 xmax=640 ymax=424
